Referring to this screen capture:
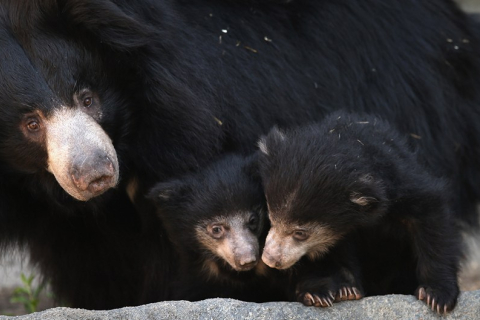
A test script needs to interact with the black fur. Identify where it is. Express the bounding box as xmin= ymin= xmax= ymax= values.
xmin=0 ymin=0 xmax=478 ymax=309
xmin=148 ymin=155 xmax=286 ymax=302
xmin=258 ymin=111 xmax=461 ymax=312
